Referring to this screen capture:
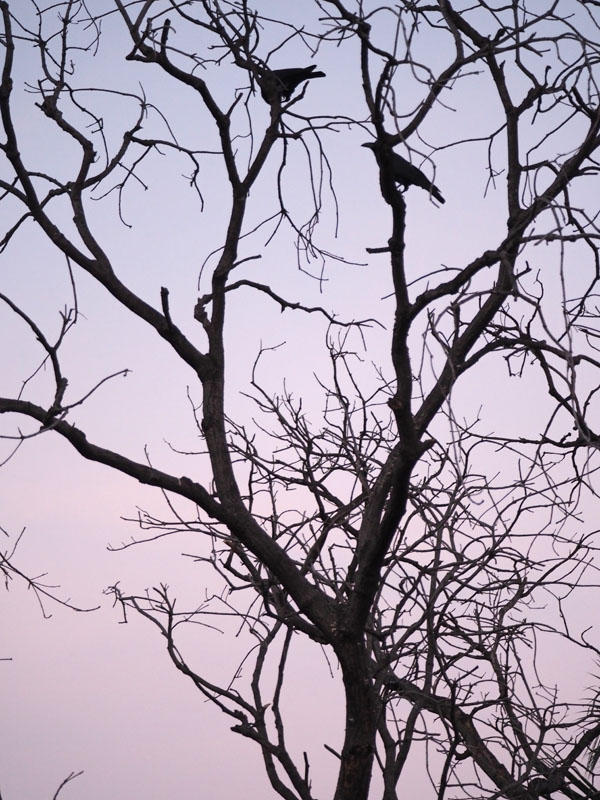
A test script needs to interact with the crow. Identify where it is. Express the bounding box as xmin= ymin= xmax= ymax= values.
xmin=260 ymin=65 xmax=326 ymax=103
xmin=362 ymin=141 xmax=445 ymax=204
